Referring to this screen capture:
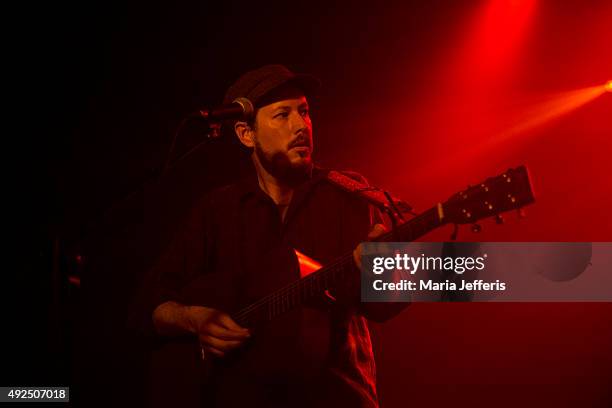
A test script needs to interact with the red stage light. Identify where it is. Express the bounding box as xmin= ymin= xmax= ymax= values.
xmin=459 ymin=0 xmax=538 ymax=83
xmin=404 ymin=83 xmax=608 ymax=185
